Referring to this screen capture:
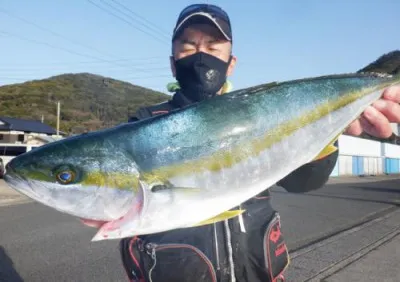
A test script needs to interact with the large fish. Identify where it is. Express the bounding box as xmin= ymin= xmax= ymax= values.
xmin=4 ymin=73 xmax=400 ymax=241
